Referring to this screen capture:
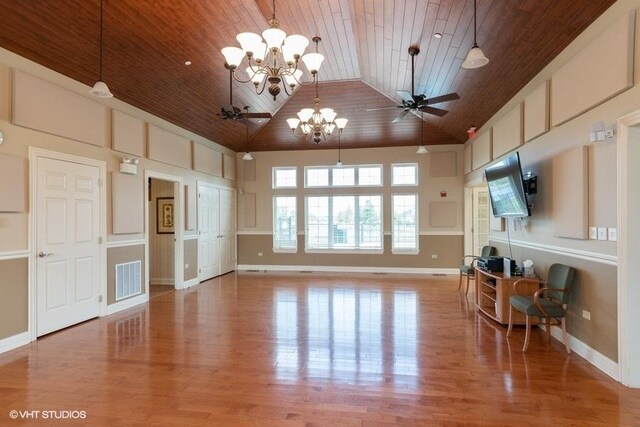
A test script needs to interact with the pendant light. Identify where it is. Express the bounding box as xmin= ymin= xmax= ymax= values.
xmin=462 ymin=0 xmax=489 ymax=69
xmin=90 ymin=0 xmax=113 ymax=98
xmin=242 ymin=124 xmax=254 ymax=161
